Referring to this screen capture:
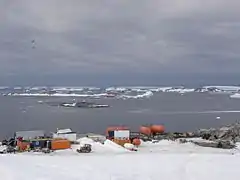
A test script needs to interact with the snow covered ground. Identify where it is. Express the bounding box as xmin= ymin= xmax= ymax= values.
xmin=1 ymin=138 xmax=240 ymax=180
